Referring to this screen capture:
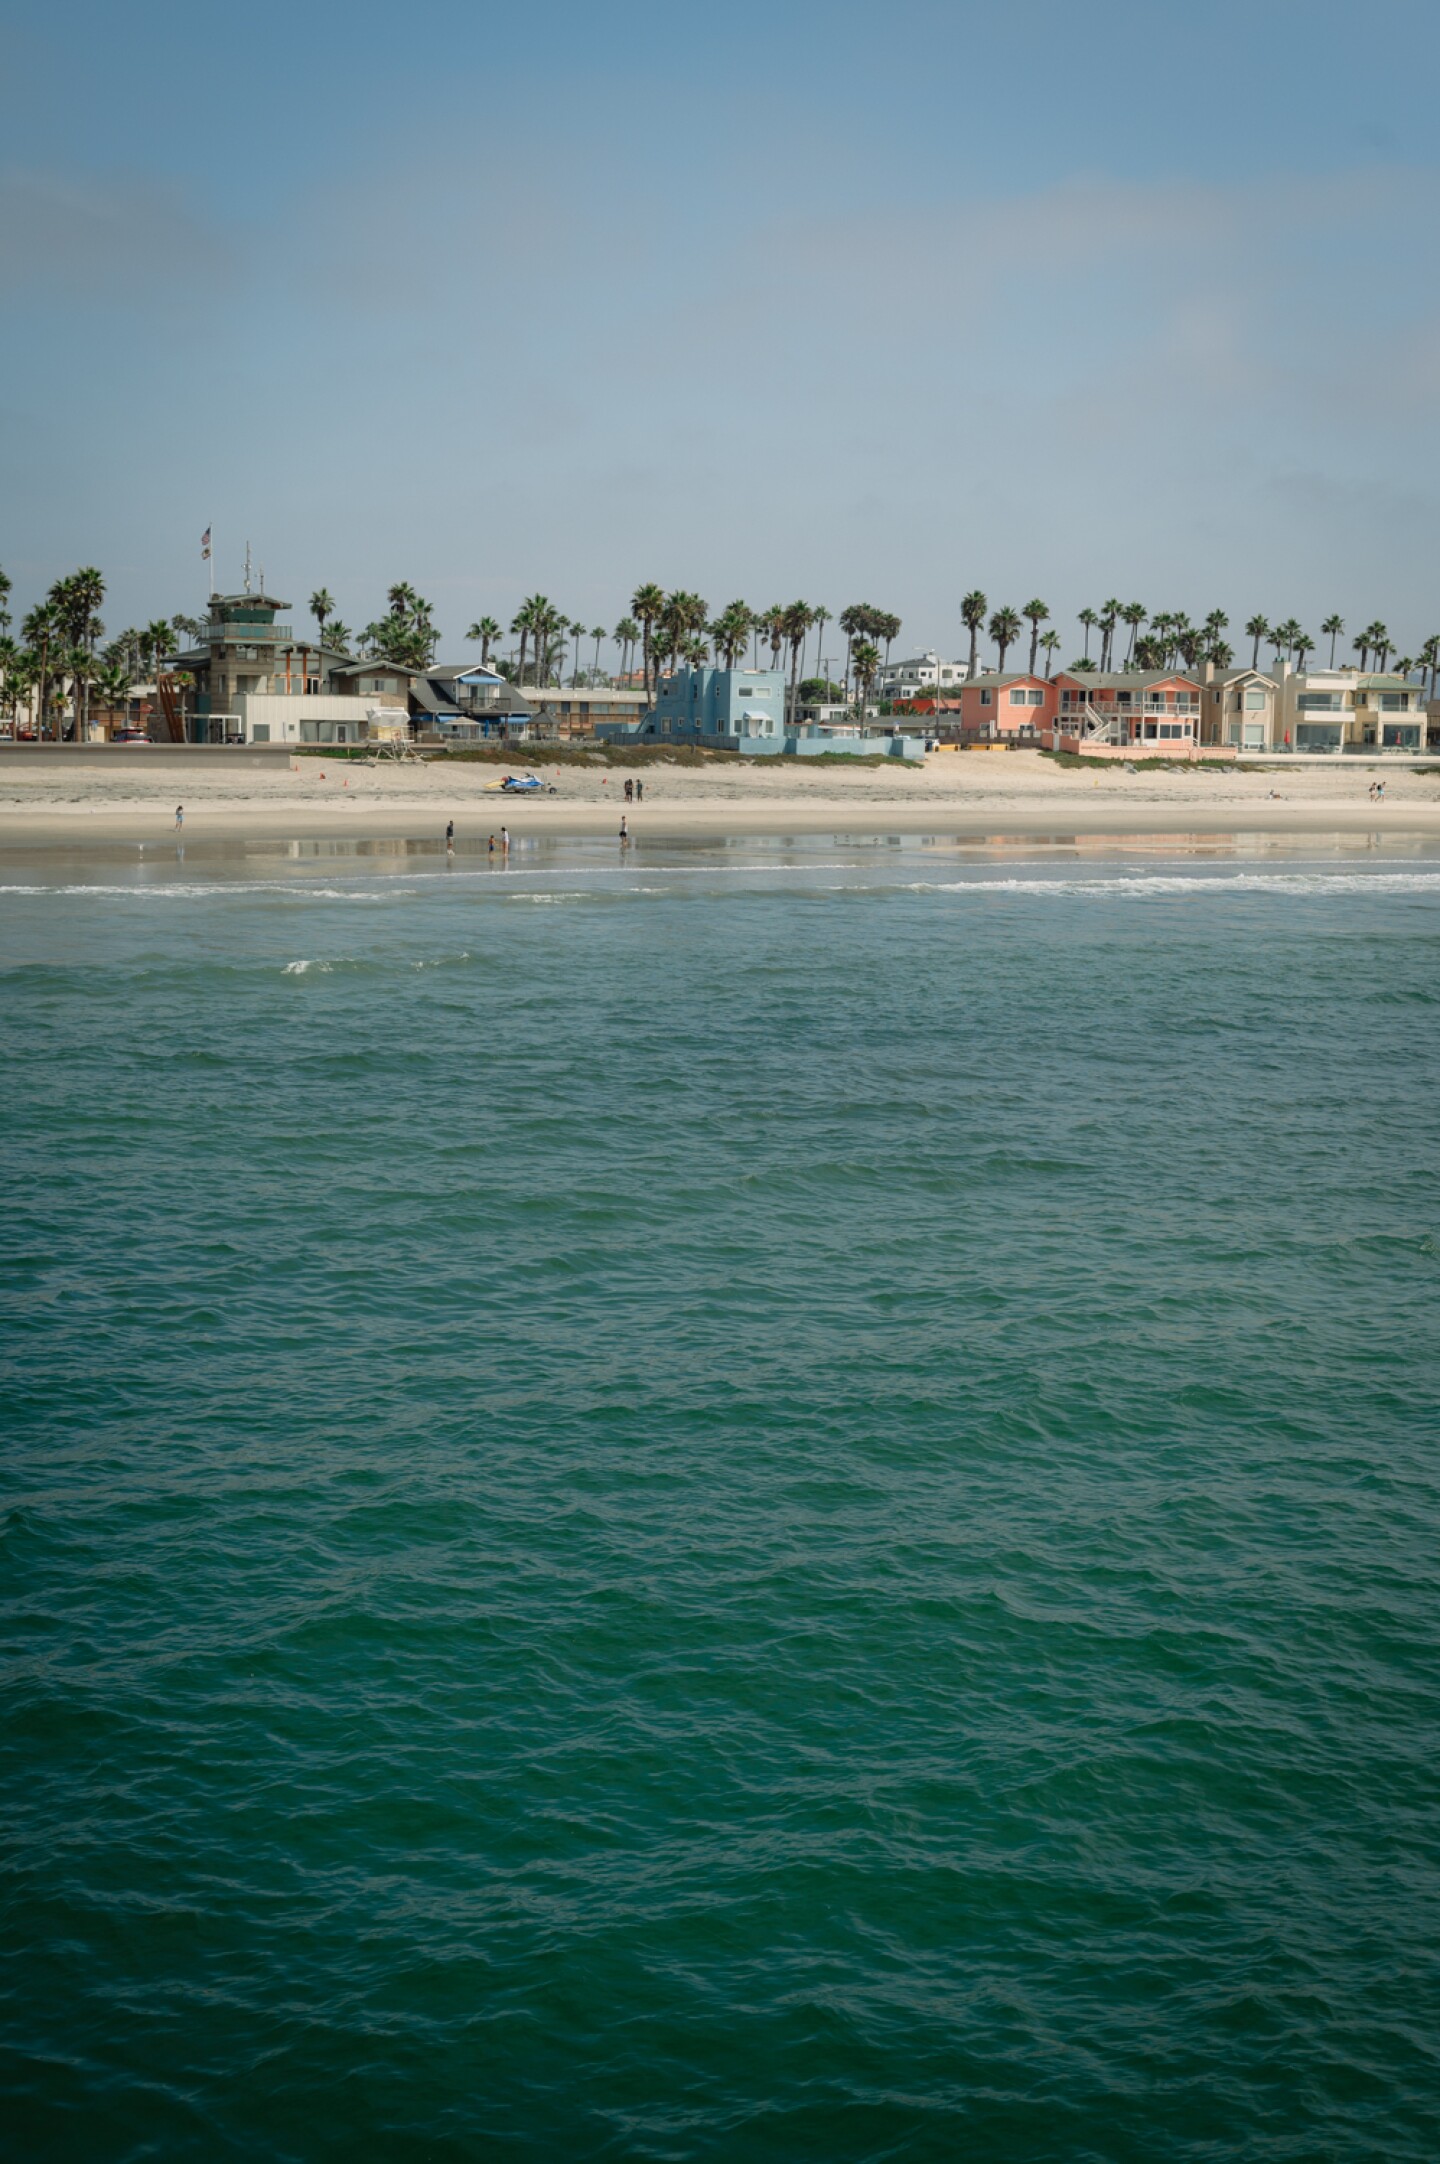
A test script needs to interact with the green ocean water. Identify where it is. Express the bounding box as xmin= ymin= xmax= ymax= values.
xmin=3 ymin=837 xmax=1440 ymax=2161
